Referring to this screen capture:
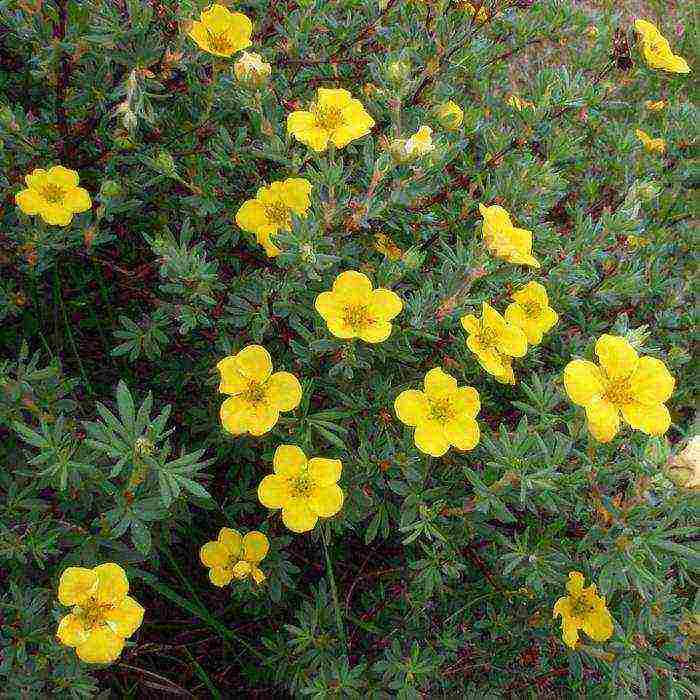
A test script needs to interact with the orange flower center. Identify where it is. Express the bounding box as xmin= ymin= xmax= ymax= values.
xmin=342 ymin=303 xmax=372 ymax=331
xmin=263 ymin=200 xmax=291 ymax=227
xmin=571 ymin=596 xmax=595 ymax=618
xmin=521 ymin=300 xmax=542 ymax=318
xmin=428 ymin=397 xmax=455 ymax=423
xmin=313 ymin=105 xmax=345 ymax=131
xmin=290 ymin=473 xmax=314 ymax=497
xmin=604 ymin=378 xmax=633 ymax=406
xmin=206 ymin=30 xmax=234 ymax=54
xmin=243 ymin=380 xmax=267 ymax=405
xmin=75 ymin=598 xmax=112 ymax=630
xmin=40 ymin=183 xmax=66 ymax=204
xmin=476 ymin=324 xmax=499 ymax=349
